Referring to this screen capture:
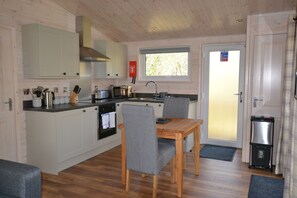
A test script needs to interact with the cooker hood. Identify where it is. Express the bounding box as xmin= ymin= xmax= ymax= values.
xmin=76 ymin=16 xmax=110 ymax=62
